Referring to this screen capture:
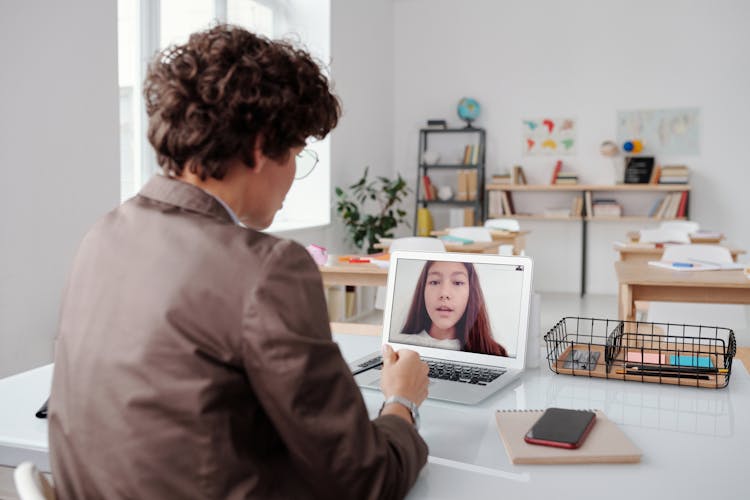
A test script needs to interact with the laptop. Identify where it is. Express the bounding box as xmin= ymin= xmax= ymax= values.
xmin=349 ymin=250 xmax=533 ymax=405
